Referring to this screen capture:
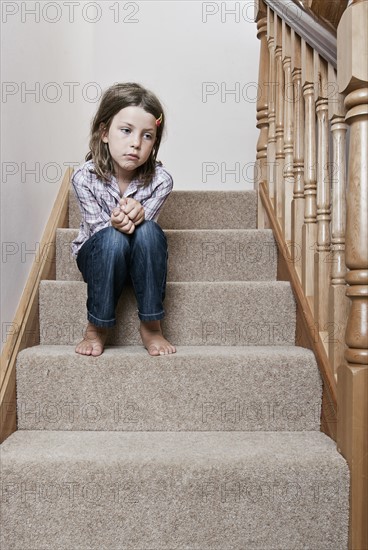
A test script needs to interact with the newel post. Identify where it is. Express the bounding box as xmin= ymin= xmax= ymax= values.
xmin=336 ymin=1 xmax=368 ymax=549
